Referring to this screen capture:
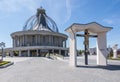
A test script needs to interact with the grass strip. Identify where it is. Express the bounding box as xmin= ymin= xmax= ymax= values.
xmin=108 ymin=57 xmax=120 ymax=60
xmin=0 ymin=61 xmax=11 ymax=66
